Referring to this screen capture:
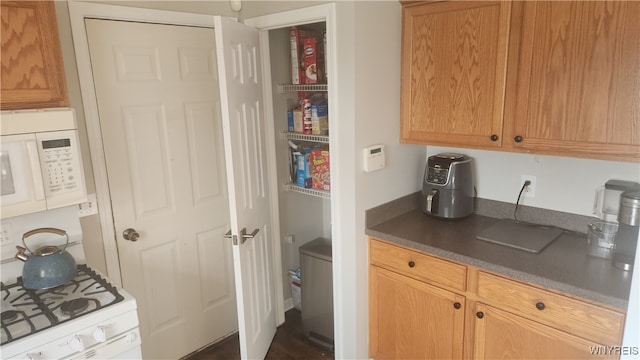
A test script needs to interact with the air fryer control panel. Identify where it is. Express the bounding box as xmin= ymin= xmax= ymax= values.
xmin=426 ymin=167 xmax=449 ymax=185
xmin=425 ymin=153 xmax=464 ymax=185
